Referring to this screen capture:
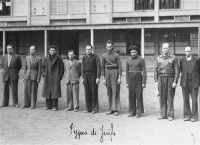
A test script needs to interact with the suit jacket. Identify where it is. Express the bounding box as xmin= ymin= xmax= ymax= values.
xmin=64 ymin=59 xmax=81 ymax=84
xmin=1 ymin=54 xmax=22 ymax=82
xmin=24 ymin=55 xmax=41 ymax=82
xmin=179 ymin=56 xmax=200 ymax=88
